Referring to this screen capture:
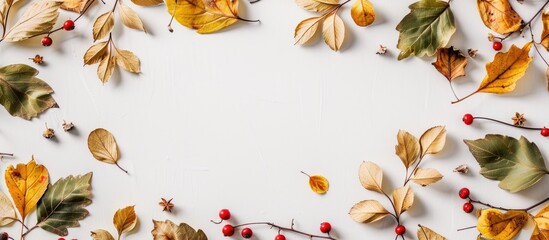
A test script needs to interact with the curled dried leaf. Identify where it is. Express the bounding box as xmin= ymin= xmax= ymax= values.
xmin=294 ymin=17 xmax=322 ymax=45
xmin=114 ymin=206 xmax=137 ymax=237
xmin=432 ymin=47 xmax=467 ymax=82
xmin=91 ymin=230 xmax=115 ymax=240
xmin=93 ymin=12 xmax=114 ymax=41
xmin=410 ymin=168 xmax=443 ymax=186
xmin=151 ymin=220 xmax=207 ymax=240
xmin=349 ymin=200 xmax=390 ymax=223
xmin=417 ymin=225 xmax=447 ymax=240
xmin=477 ymin=209 xmax=528 ymax=240
xmin=392 ymin=186 xmax=414 ymax=217
xmin=419 ymin=126 xmax=446 ymax=158
xmin=395 ymin=130 xmax=420 ymax=169
xmin=477 ymin=0 xmax=522 ymax=34
xmin=84 ymin=41 xmax=109 ymax=65
xmin=359 ymin=161 xmax=383 ymax=194
xmin=0 ymin=191 xmax=16 ymax=226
